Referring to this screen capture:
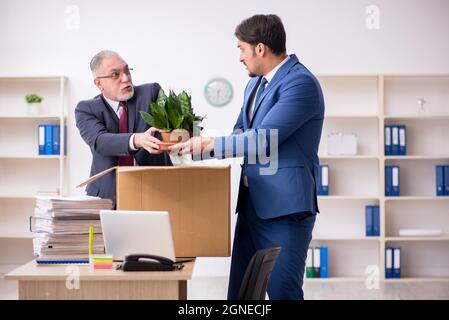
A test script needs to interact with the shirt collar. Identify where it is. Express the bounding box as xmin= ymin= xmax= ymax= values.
xmin=264 ymin=55 xmax=290 ymax=84
xmin=103 ymin=95 xmax=120 ymax=112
